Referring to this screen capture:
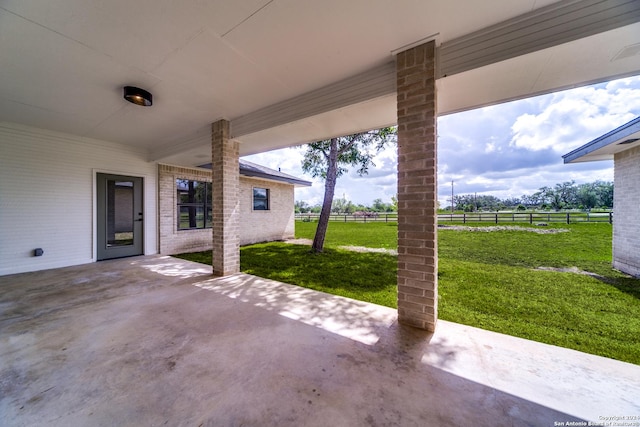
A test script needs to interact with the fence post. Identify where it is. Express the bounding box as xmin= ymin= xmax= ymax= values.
xmin=566 ymin=212 xmax=570 ymax=224
xmin=529 ymin=213 xmax=533 ymax=224
xmin=610 ymin=212 xmax=613 ymax=224
xmin=495 ymin=213 xmax=498 ymax=224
